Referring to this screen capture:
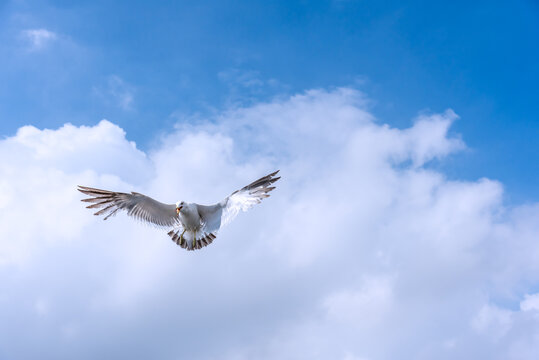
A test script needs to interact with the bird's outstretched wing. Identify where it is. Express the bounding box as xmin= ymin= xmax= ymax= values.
xmin=197 ymin=170 xmax=280 ymax=236
xmin=77 ymin=186 xmax=179 ymax=228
